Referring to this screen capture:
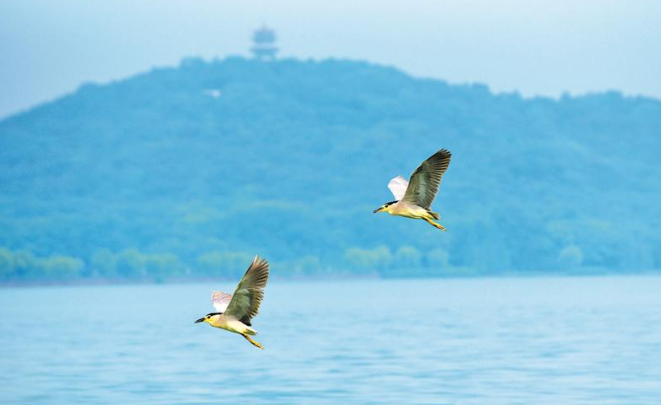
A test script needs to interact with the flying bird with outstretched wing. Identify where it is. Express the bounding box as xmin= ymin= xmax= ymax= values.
xmin=374 ymin=149 xmax=452 ymax=231
xmin=195 ymin=256 xmax=269 ymax=349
